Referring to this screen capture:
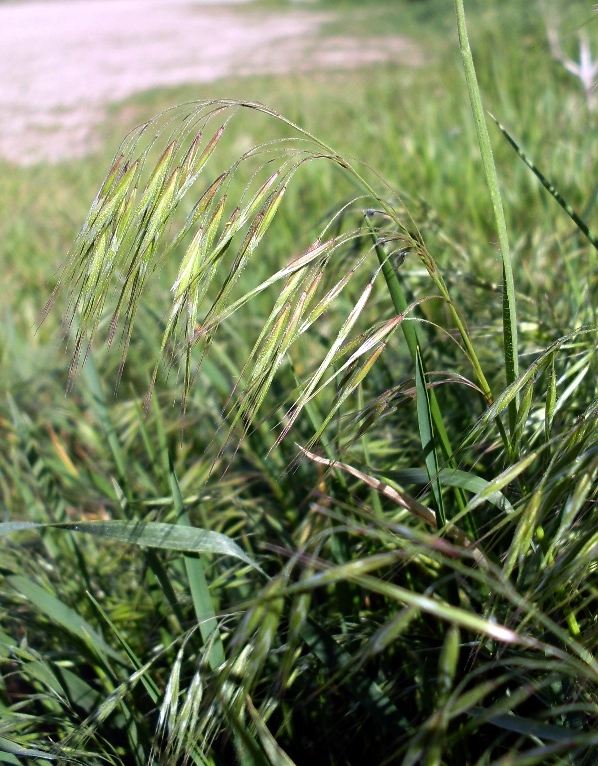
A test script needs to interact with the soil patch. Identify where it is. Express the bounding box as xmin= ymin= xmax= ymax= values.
xmin=0 ymin=0 xmax=421 ymax=164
